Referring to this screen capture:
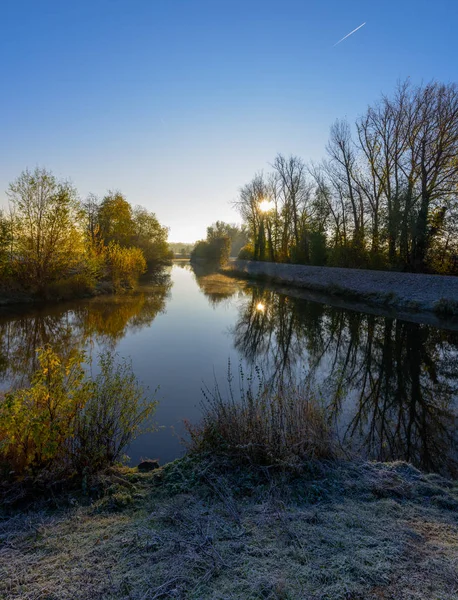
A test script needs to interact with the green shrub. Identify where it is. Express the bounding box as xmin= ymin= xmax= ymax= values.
xmin=434 ymin=298 xmax=458 ymax=316
xmin=190 ymin=236 xmax=231 ymax=266
xmin=74 ymin=352 xmax=157 ymax=471
xmin=238 ymin=243 xmax=254 ymax=260
xmin=328 ymin=242 xmax=370 ymax=269
xmin=0 ymin=346 xmax=91 ymax=476
xmin=309 ymin=231 xmax=328 ymax=266
xmin=367 ymin=250 xmax=389 ymax=271
xmin=191 ymin=240 xmax=210 ymax=260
